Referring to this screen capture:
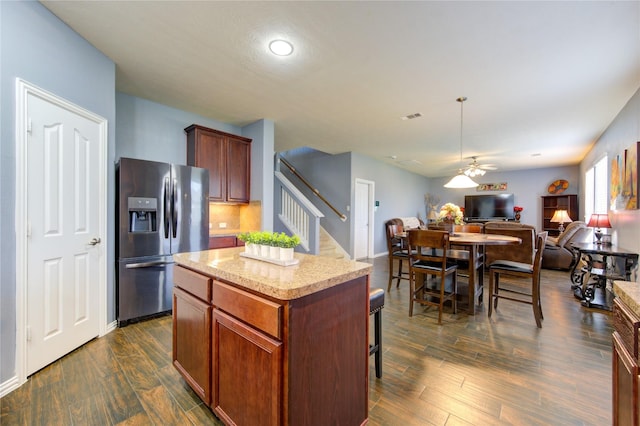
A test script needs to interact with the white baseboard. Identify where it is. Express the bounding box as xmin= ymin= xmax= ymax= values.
xmin=103 ymin=320 xmax=117 ymax=336
xmin=0 ymin=374 xmax=24 ymax=398
xmin=1 ymin=320 xmax=118 ymax=398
